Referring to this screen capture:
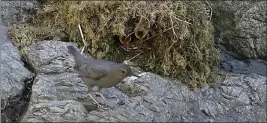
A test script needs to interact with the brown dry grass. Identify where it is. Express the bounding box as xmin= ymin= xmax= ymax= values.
xmin=8 ymin=1 xmax=219 ymax=89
